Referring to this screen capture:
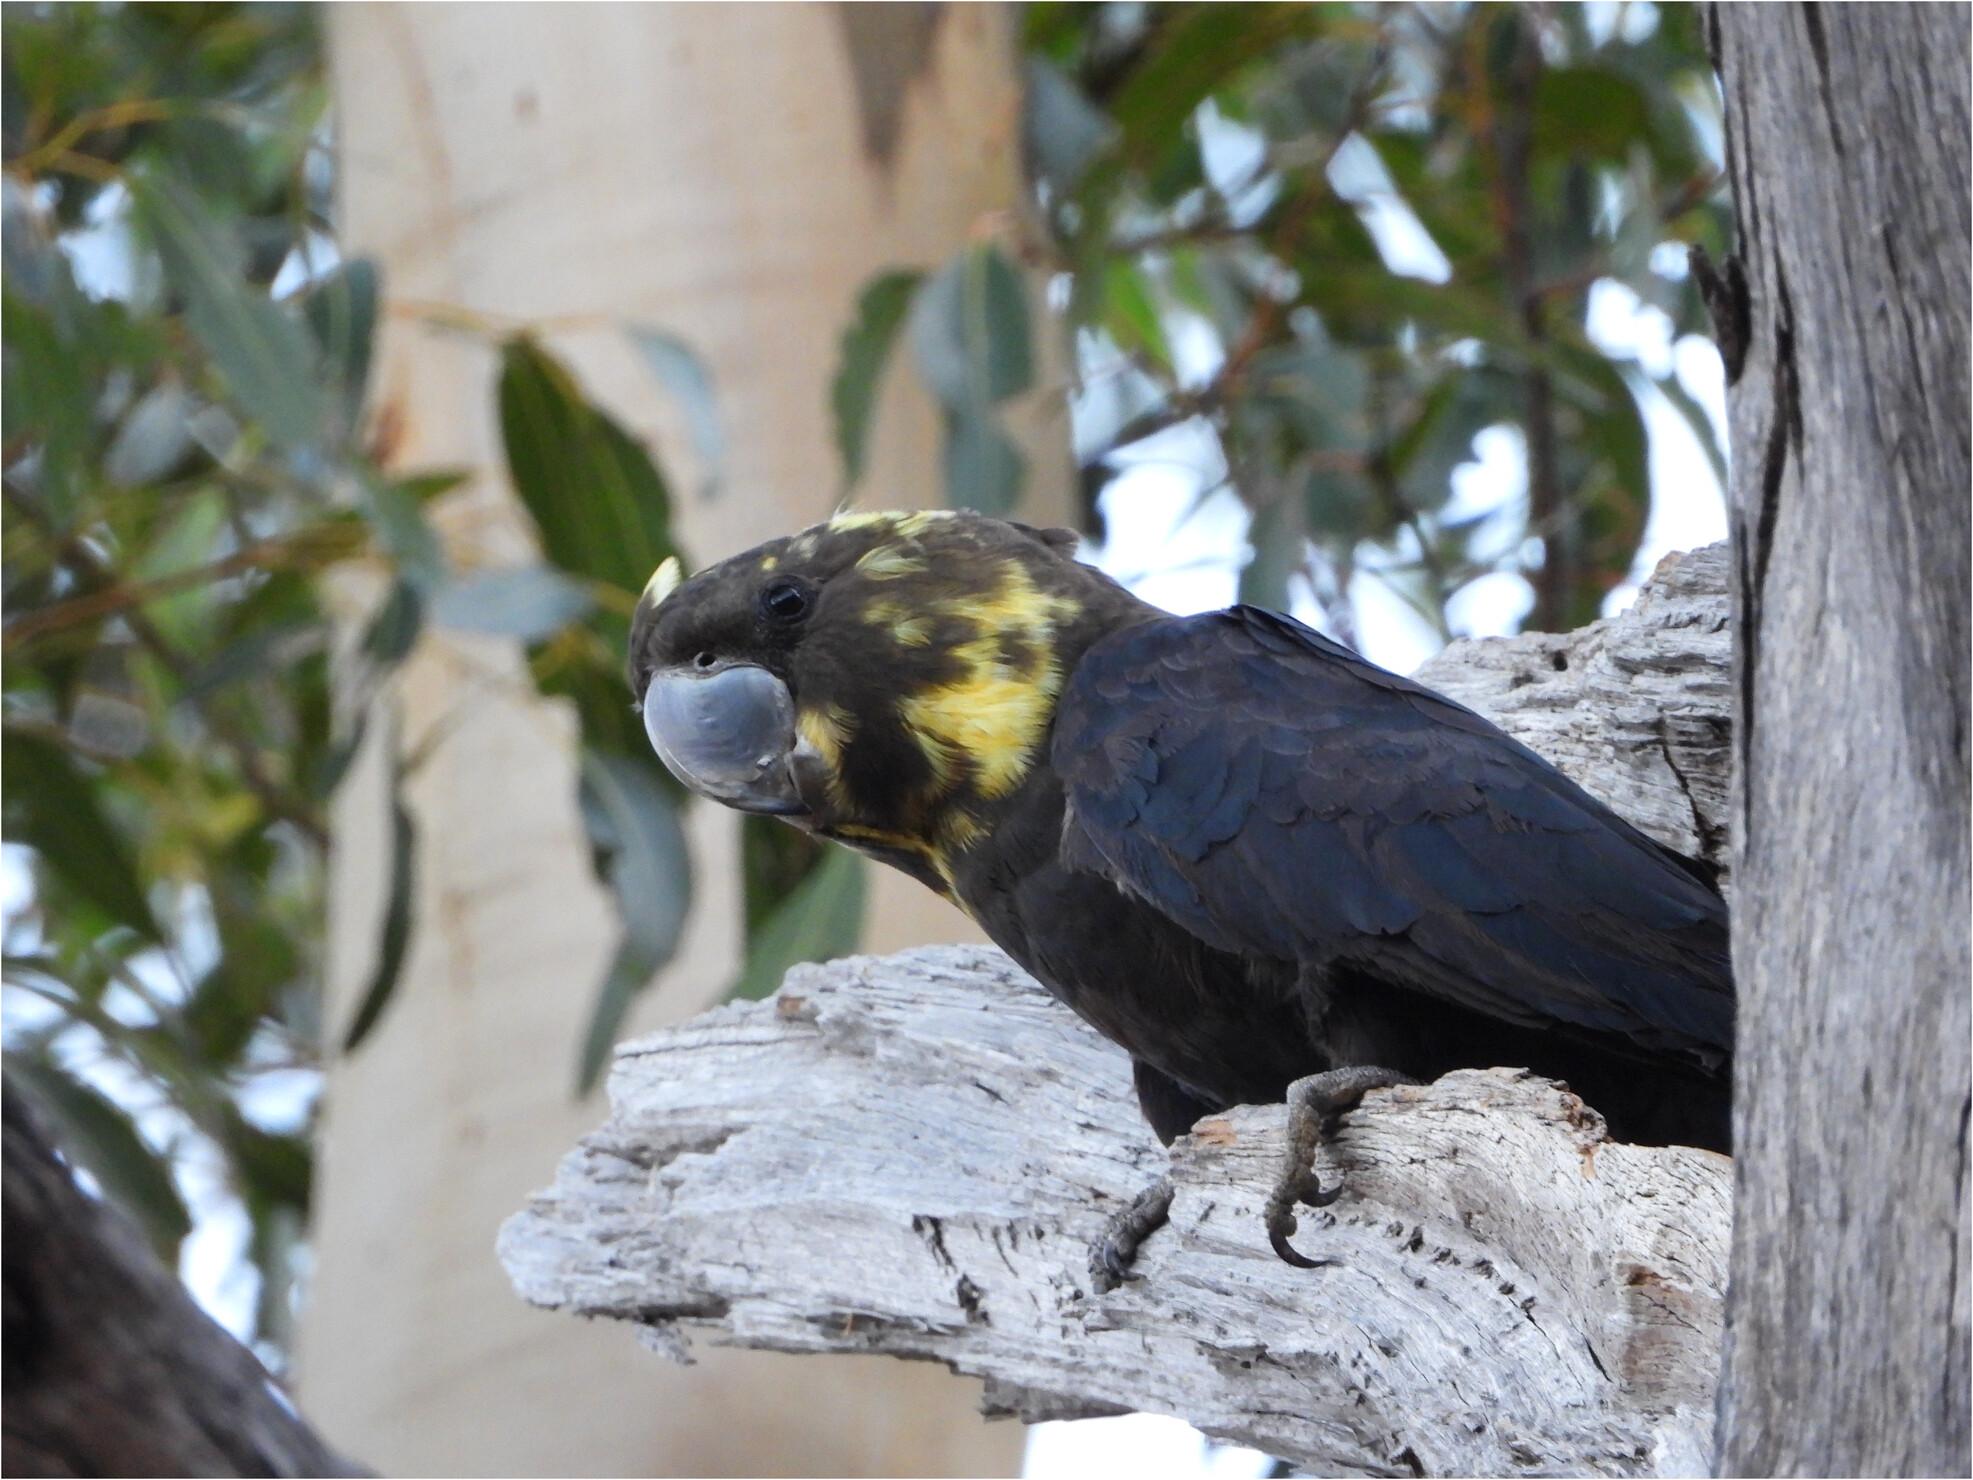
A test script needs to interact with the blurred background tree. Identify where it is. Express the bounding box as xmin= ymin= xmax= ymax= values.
xmin=2 ymin=2 xmax=1726 ymax=1474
